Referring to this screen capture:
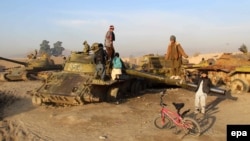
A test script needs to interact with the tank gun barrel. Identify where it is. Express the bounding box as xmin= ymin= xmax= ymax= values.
xmin=125 ymin=69 xmax=164 ymax=81
xmin=125 ymin=69 xmax=184 ymax=86
xmin=185 ymin=82 xmax=226 ymax=95
xmin=182 ymin=63 xmax=207 ymax=69
xmin=0 ymin=57 xmax=28 ymax=67
xmin=125 ymin=69 xmax=226 ymax=94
